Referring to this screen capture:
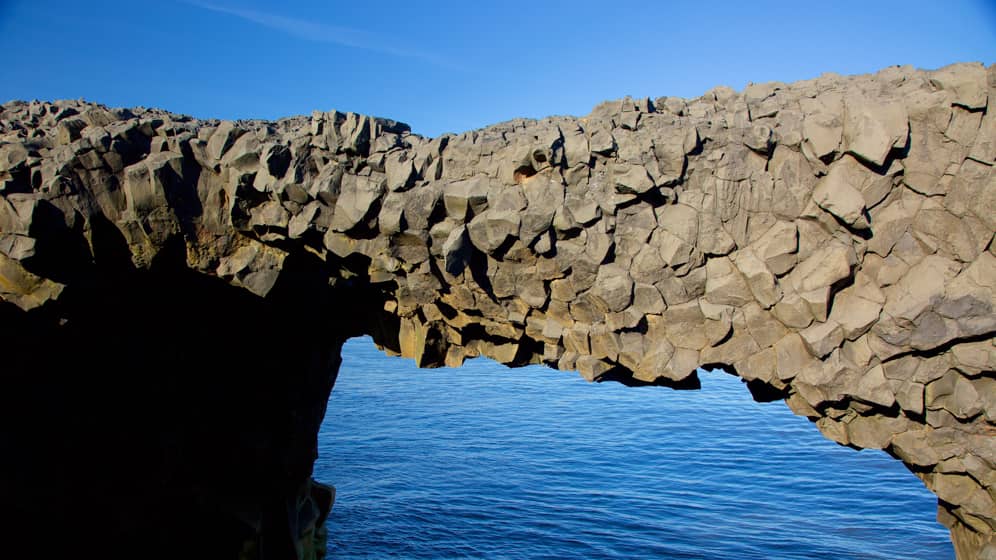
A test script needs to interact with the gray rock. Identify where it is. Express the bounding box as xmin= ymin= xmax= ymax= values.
xmin=751 ymin=221 xmax=797 ymax=276
xmin=588 ymin=264 xmax=634 ymax=313
xmin=828 ymin=290 xmax=882 ymax=340
xmin=733 ymin=248 xmax=781 ymax=308
xmin=802 ymin=110 xmax=842 ymax=160
xmin=788 ymin=243 xmax=853 ymax=294
xmin=704 ymin=256 xmax=753 ymax=307
xmin=813 ymin=161 xmax=869 ymax=228
xmin=611 ymin=163 xmax=655 ymax=194
xmin=467 ymin=209 xmax=520 ymax=254
xmin=842 ymin=92 xmax=908 ymax=167
xmin=4 ymin=65 xmax=996 ymax=558
xmin=744 ymin=124 xmax=774 ymax=154
xmin=930 ymin=62 xmax=989 ymax=110
xmin=443 ymin=176 xmax=491 ymax=220
xmin=206 ymin=121 xmax=245 ymax=161
xmin=330 ymin=174 xmax=384 ymax=232
xmin=852 ymin=364 xmax=896 ymax=408
xmin=800 ymin=320 xmax=844 ymax=358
